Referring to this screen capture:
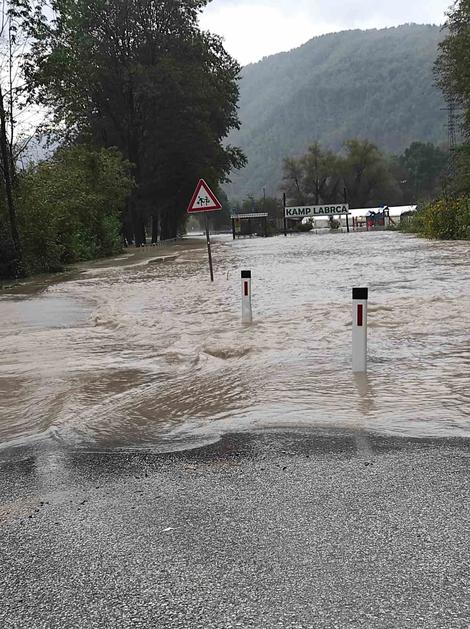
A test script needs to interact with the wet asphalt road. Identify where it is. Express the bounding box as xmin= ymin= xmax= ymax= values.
xmin=1 ymin=431 xmax=469 ymax=629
